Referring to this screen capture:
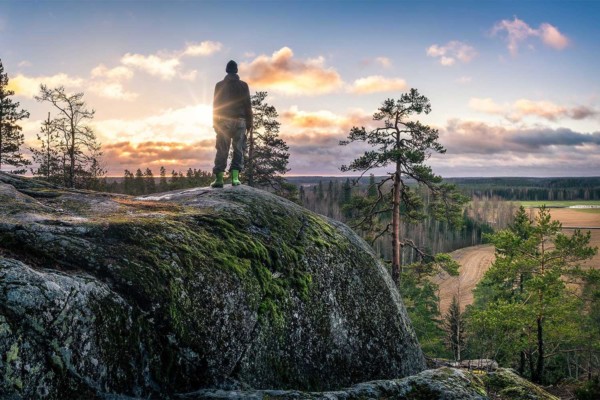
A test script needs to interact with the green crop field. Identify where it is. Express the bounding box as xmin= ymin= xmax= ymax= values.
xmin=515 ymin=200 xmax=600 ymax=208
